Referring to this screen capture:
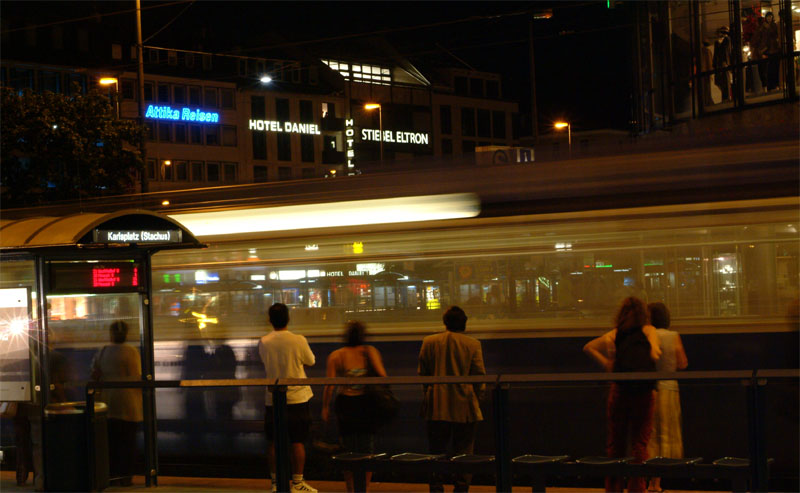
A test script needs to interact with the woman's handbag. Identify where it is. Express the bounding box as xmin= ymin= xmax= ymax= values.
xmin=363 ymin=347 xmax=400 ymax=425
